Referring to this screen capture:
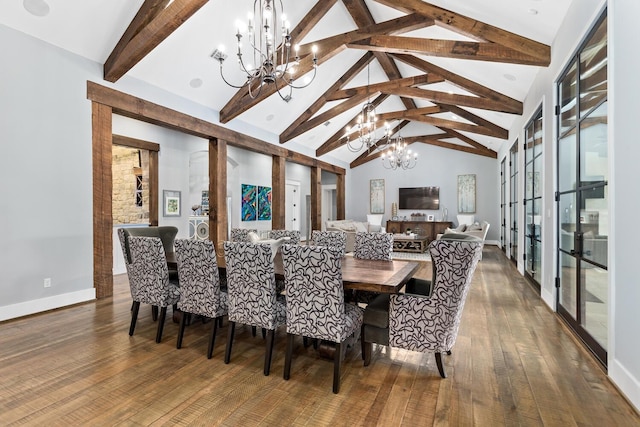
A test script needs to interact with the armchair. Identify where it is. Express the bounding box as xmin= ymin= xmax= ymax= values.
xmin=361 ymin=239 xmax=483 ymax=377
